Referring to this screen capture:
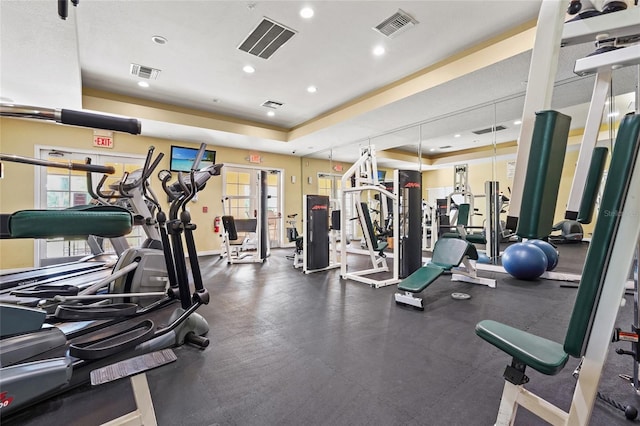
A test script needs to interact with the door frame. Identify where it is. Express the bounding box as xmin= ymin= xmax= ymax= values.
xmin=221 ymin=163 xmax=285 ymax=248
